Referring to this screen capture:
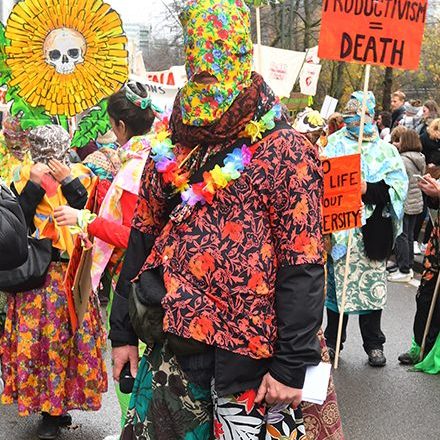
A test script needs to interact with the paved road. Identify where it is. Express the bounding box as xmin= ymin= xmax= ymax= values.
xmin=0 ymin=279 xmax=439 ymax=440
xmin=333 ymin=278 xmax=440 ymax=440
